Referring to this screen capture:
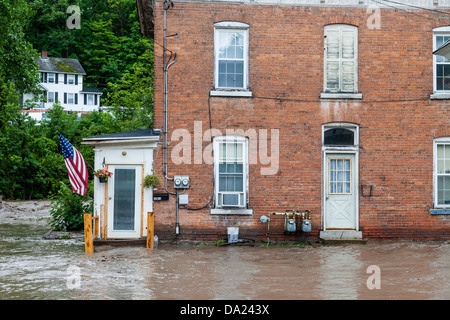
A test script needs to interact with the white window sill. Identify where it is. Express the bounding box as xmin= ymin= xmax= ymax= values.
xmin=320 ymin=92 xmax=362 ymax=99
xmin=210 ymin=90 xmax=252 ymax=97
xmin=430 ymin=93 xmax=450 ymax=99
xmin=210 ymin=208 xmax=253 ymax=215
